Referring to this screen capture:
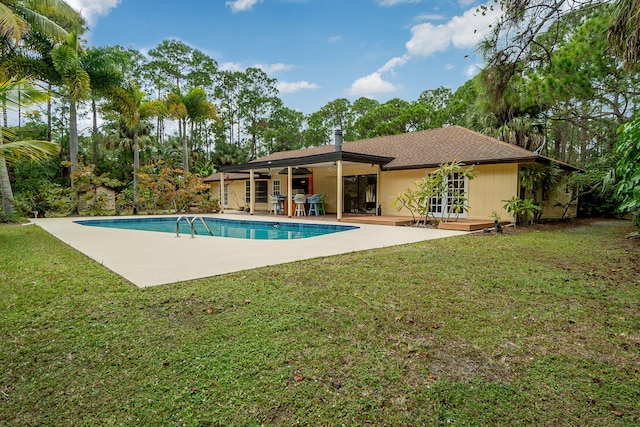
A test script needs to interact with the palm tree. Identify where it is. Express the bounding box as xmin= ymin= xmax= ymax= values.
xmin=0 ymin=0 xmax=79 ymax=214
xmin=183 ymin=87 xmax=218 ymax=169
xmin=103 ymin=82 xmax=165 ymax=214
xmin=0 ymin=77 xmax=60 ymax=215
xmin=165 ymin=90 xmax=188 ymax=172
xmin=82 ymin=46 xmax=127 ymax=164
xmin=165 ymin=87 xmax=217 ymax=173
xmin=51 ymin=27 xmax=89 ymax=188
